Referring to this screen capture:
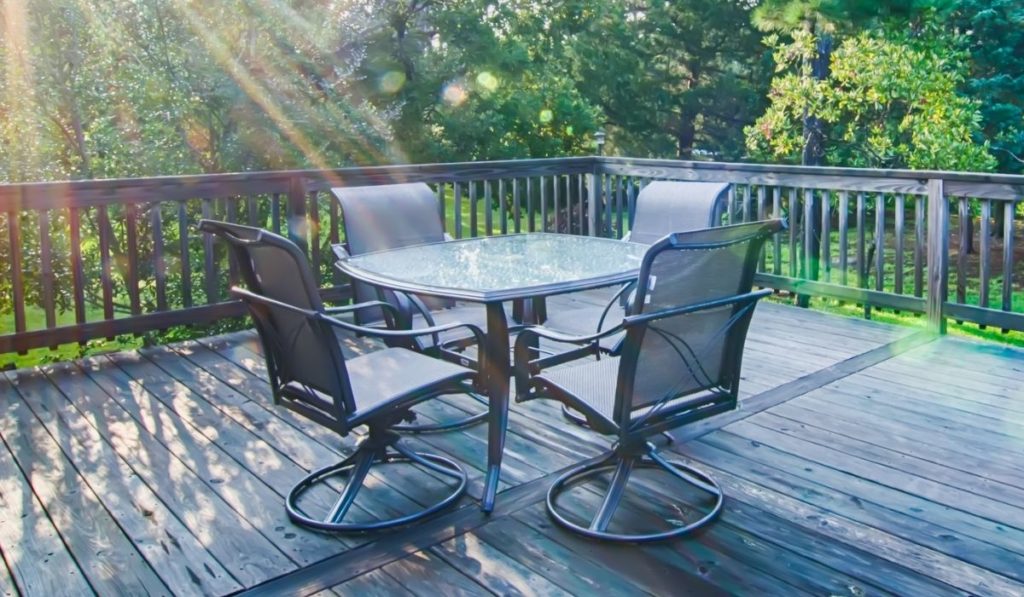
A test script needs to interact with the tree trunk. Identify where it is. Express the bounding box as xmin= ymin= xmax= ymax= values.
xmin=798 ymin=32 xmax=832 ymax=307
xmin=676 ymin=109 xmax=696 ymax=160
